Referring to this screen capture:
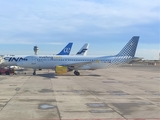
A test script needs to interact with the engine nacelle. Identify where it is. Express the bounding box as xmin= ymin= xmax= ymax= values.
xmin=55 ymin=66 xmax=68 ymax=74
